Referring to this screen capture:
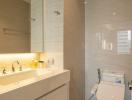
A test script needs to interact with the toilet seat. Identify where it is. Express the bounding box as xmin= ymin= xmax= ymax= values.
xmin=96 ymin=81 xmax=125 ymax=100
